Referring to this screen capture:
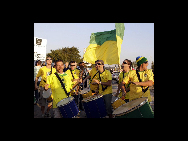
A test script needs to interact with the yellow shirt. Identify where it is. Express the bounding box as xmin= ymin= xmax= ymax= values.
xmin=89 ymin=67 xmax=100 ymax=91
xmin=118 ymin=71 xmax=132 ymax=99
xmin=36 ymin=66 xmax=56 ymax=87
xmin=98 ymin=69 xmax=112 ymax=95
xmin=46 ymin=72 xmax=72 ymax=108
xmin=122 ymin=69 xmax=154 ymax=102
xmin=66 ymin=69 xmax=80 ymax=93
